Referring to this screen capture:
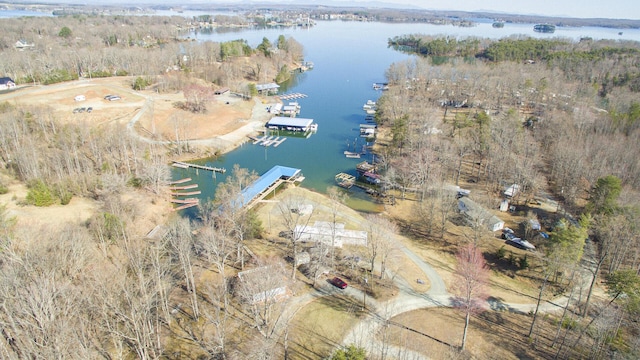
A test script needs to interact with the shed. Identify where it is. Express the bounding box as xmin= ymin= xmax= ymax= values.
xmin=499 ymin=199 xmax=509 ymax=212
